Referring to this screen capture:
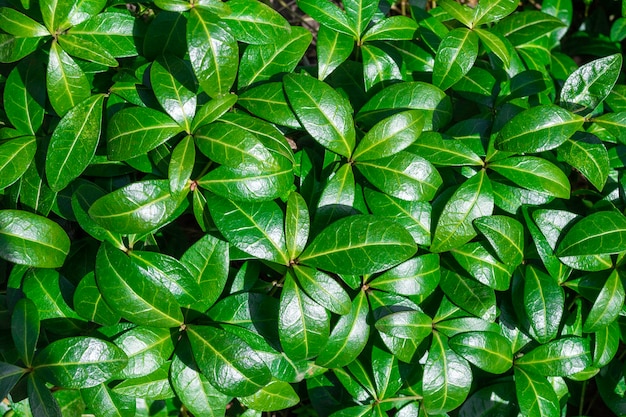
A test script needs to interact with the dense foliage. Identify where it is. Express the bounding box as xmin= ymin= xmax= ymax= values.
xmin=1 ymin=0 xmax=626 ymax=415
